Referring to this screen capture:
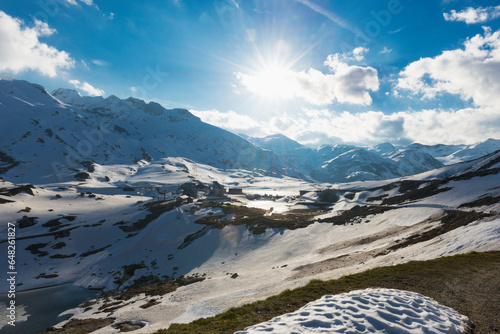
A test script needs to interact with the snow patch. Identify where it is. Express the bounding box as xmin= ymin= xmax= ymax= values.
xmin=236 ymin=288 xmax=472 ymax=334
